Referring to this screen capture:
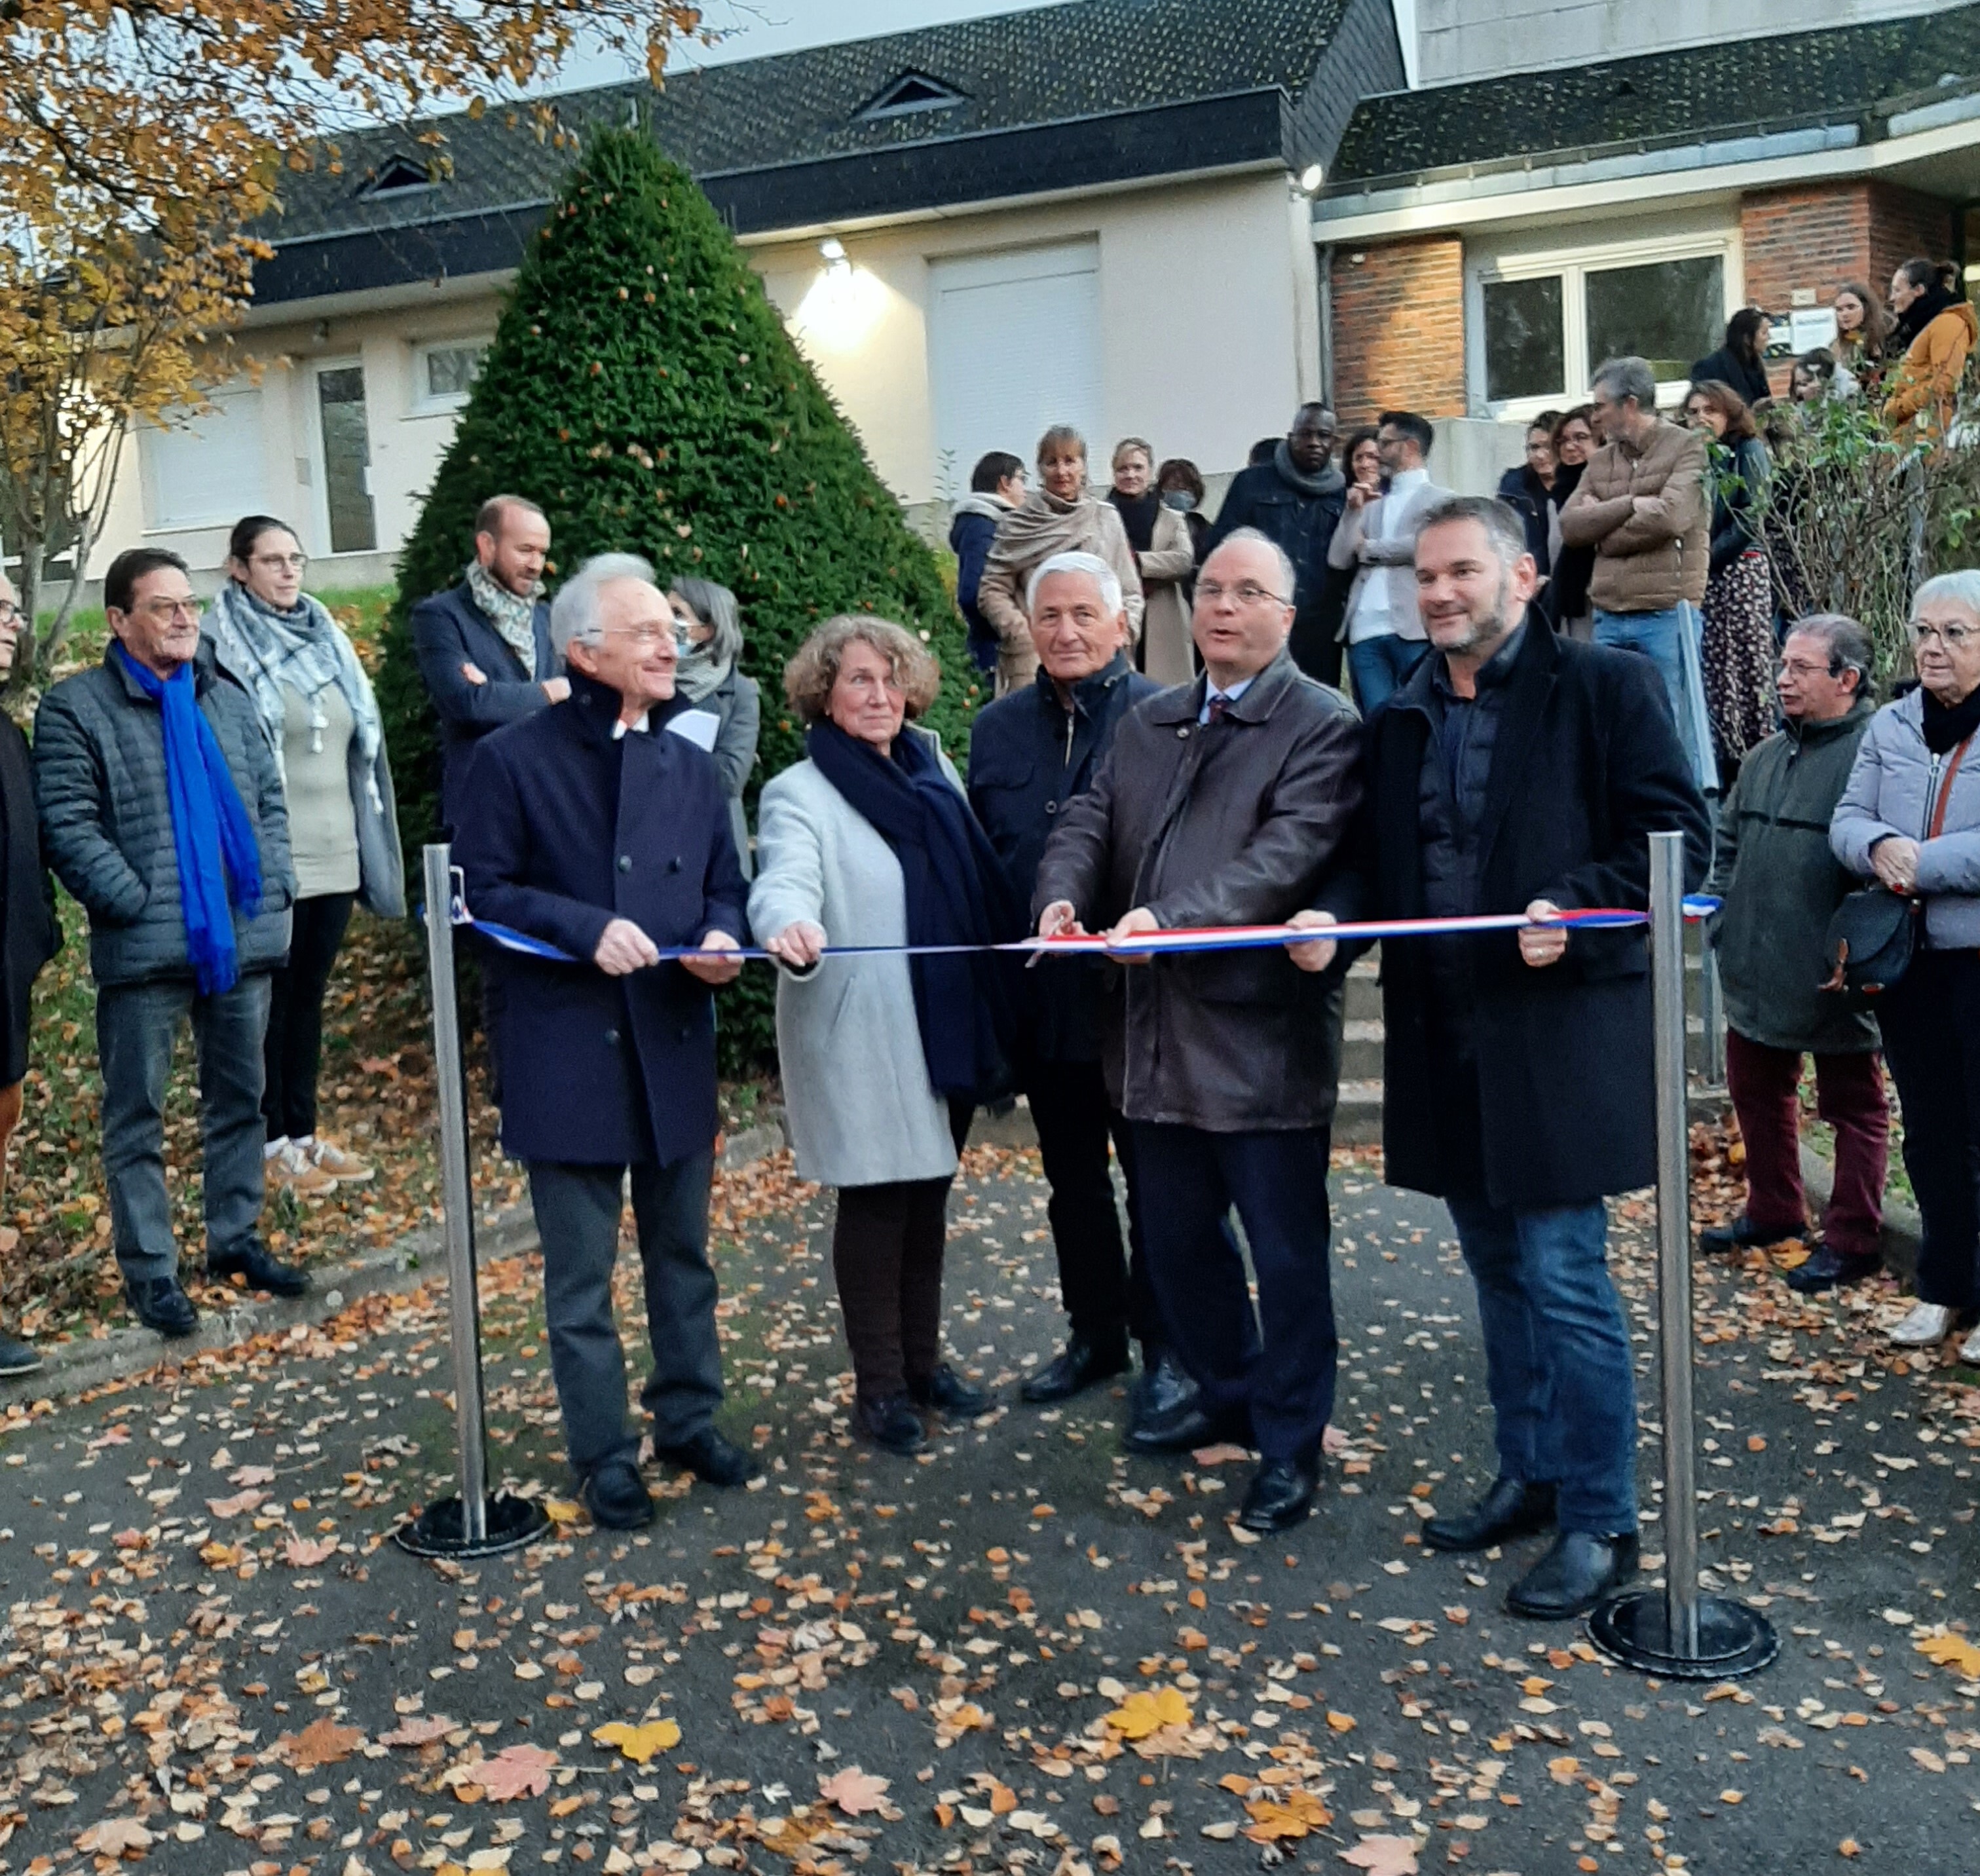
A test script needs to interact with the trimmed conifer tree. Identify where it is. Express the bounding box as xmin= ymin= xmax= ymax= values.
xmin=378 ymin=126 xmax=980 ymax=1070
